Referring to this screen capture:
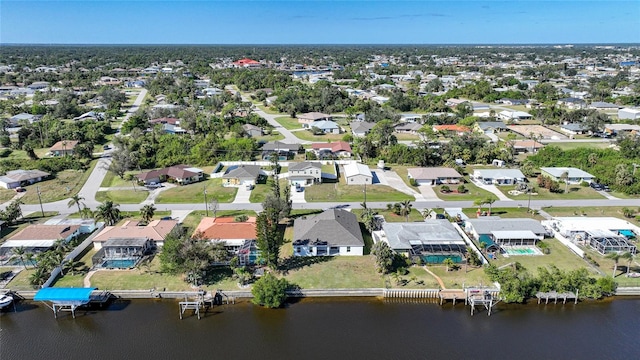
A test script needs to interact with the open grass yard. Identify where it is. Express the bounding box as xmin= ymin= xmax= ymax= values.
xmin=462 ymin=207 xmax=545 ymax=220
xmin=351 ymin=208 xmax=424 ymax=223
xmin=304 ymin=181 xmax=411 ymax=202
xmin=394 ymin=266 xmax=441 ymax=288
xmin=4 ymin=268 xmax=37 ymax=291
xmin=393 ymin=133 xmax=421 ymax=141
xmin=101 ymin=170 xmax=138 ymax=187
xmin=499 ymin=181 xmax=605 ymax=201
xmin=155 ymin=178 xmax=236 ymax=203
xmin=435 ymin=180 xmax=497 ymax=201
xmin=0 ymin=189 xmax=16 ymax=203
xmin=490 ymin=238 xmax=597 ymax=276
xmin=547 ymin=141 xmax=611 ymax=150
xmin=254 ymin=132 xmax=285 ymax=142
xmin=95 ymin=189 xmax=149 ymax=204
xmin=541 ymin=206 xmax=640 ymax=225
xmin=607 ymin=191 xmax=640 ymax=199
xmin=275 ymin=116 xmax=302 ymax=130
xmin=291 ymin=130 xmax=345 ymax=142
xmin=19 ymin=160 xmax=97 ymax=204
xmin=281 ymin=255 xmax=385 ymax=289
xmin=249 ymin=179 xmax=287 ymax=203
xmin=321 ymin=163 xmax=336 ymax=174
xmin=428 ymin=265 xmax=493 ymax=289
